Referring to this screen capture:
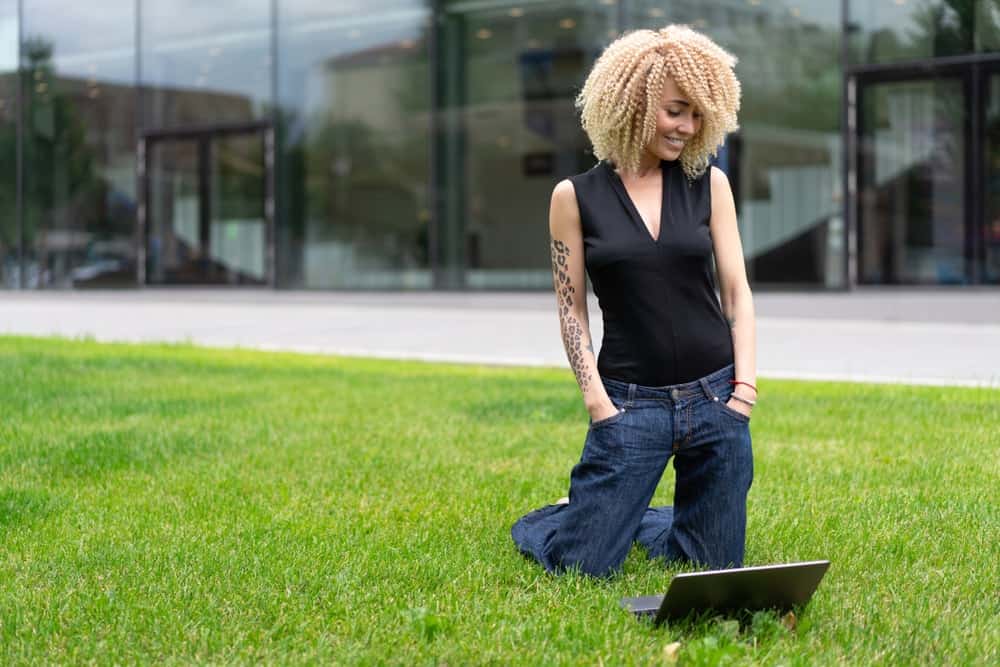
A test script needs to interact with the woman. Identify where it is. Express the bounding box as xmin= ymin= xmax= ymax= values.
xmin=511 ymin=25 xmax=756 ymax=578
